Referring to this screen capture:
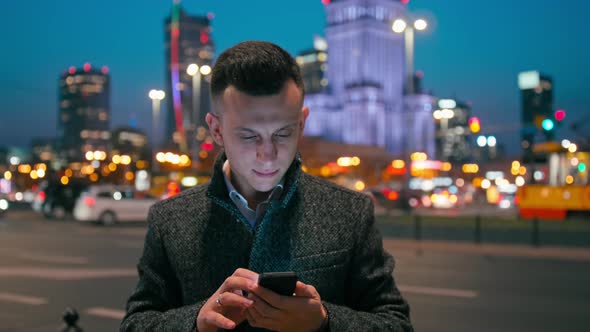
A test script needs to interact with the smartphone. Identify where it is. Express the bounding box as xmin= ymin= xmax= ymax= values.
xmin=257 ymin=272 xmax=298 ymax=296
